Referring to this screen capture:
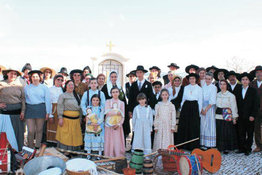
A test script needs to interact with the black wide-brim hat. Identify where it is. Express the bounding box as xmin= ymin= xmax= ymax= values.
xmin=213 ymin=68 xmax=229 ymax=81
xmin=135 ymin=65 xmax=148 ymax=73
xmin=59 ymin=67 xmax=68 ymax=76
xmin=70 ymin=69 xmax=83 ymax=75
xmin=185 ymin=64 xmax=199 ymax=74
xmin=167 ymin=63 xmax=180 ymax=69
xmin=237 ymin=72 xmax=254 ymax=82
xmin=206 ymin=65 xmax=218 ymax=72
xmin=149 ymin=66 xmax=161 ymax=71
xmin=226 ymin=70 xmax=238 ymax=78
xmin=250 ymin=66 xmax=262 ymax=77
xmin=28 ymin=70 xmax=43 ymax=75
xmin=186 ymin=73 xmax=200 ymax=80
xmin=126 ymin=70 xmax=136 ymax=77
